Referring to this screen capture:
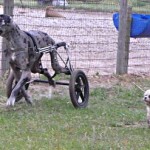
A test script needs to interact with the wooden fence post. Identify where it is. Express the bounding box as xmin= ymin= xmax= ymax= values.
xmin=116 ymin=0 xmax=132 ymax=75
xmin=0 ymin=0 xmax=14 ymax=76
